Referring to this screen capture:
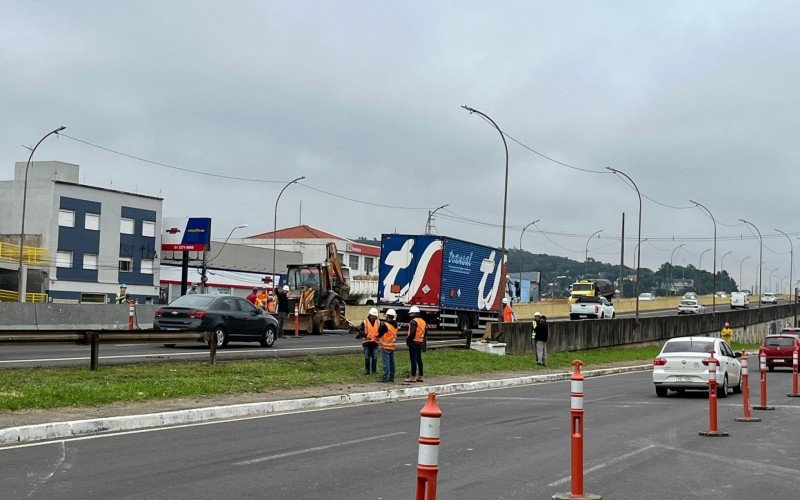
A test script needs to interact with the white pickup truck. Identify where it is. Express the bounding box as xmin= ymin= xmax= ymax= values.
xmin=569 ymin=296 xmax=615 ymax=320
